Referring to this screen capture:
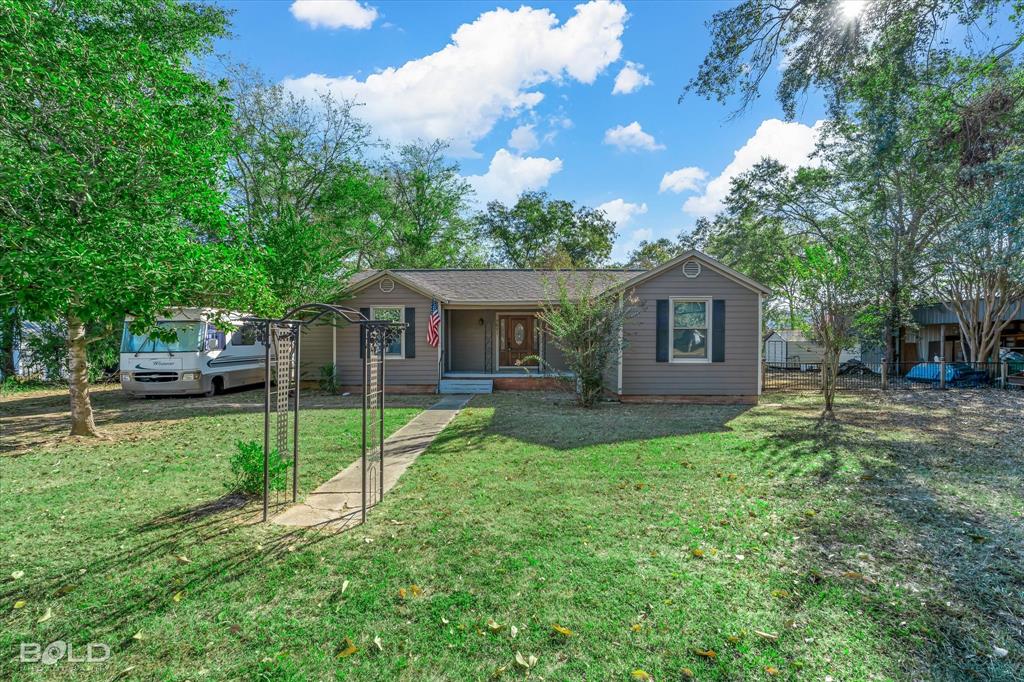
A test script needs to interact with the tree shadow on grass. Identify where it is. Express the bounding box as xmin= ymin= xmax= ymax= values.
xmin=0 ymin=493 xmax=351 ymax=677
xmin=747 ymin=393 xmax=1024 ymax=680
